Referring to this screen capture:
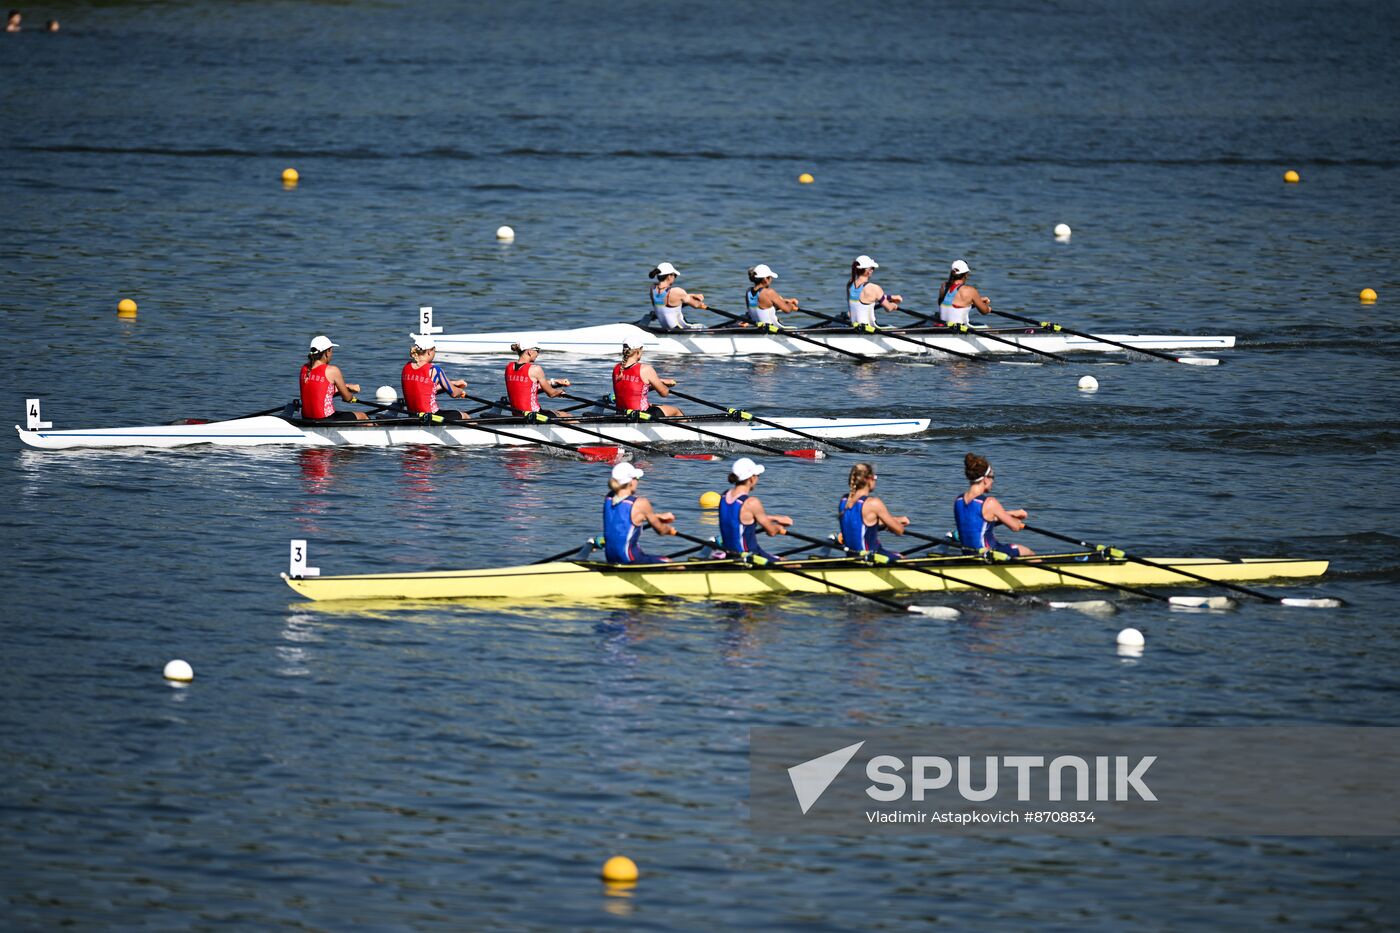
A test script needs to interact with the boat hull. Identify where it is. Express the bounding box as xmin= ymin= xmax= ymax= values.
xmin=282 ymin=555 xmax=1328 ymax=602
xmin=15 ymin=414 xmax=930 ymax=451
xmin=422 ymin=323 xmax=1236 ymax=359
